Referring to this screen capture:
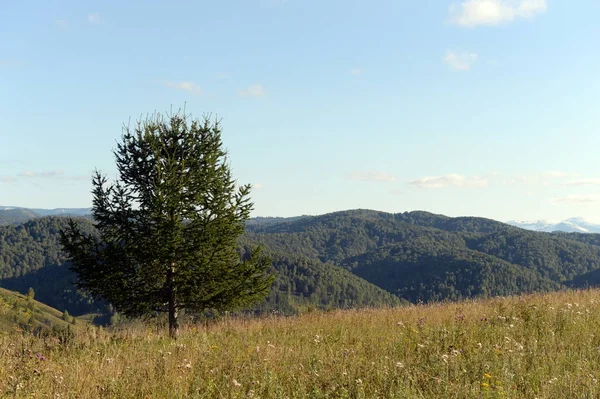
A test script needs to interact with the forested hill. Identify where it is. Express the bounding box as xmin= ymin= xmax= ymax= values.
xmin=245 ymin=209 xmax=600 ymax=302
xmin=0 ymin=217 xmax=399 ymax=318
xmin=3 ymin=210 xmax=600 ymax=321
